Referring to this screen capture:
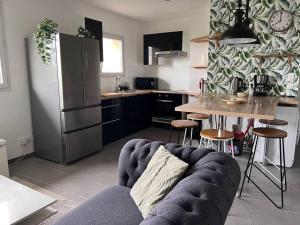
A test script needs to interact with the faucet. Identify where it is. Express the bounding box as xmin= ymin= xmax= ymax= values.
xmin=115 ymin=75 xmax=120 ymax=92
